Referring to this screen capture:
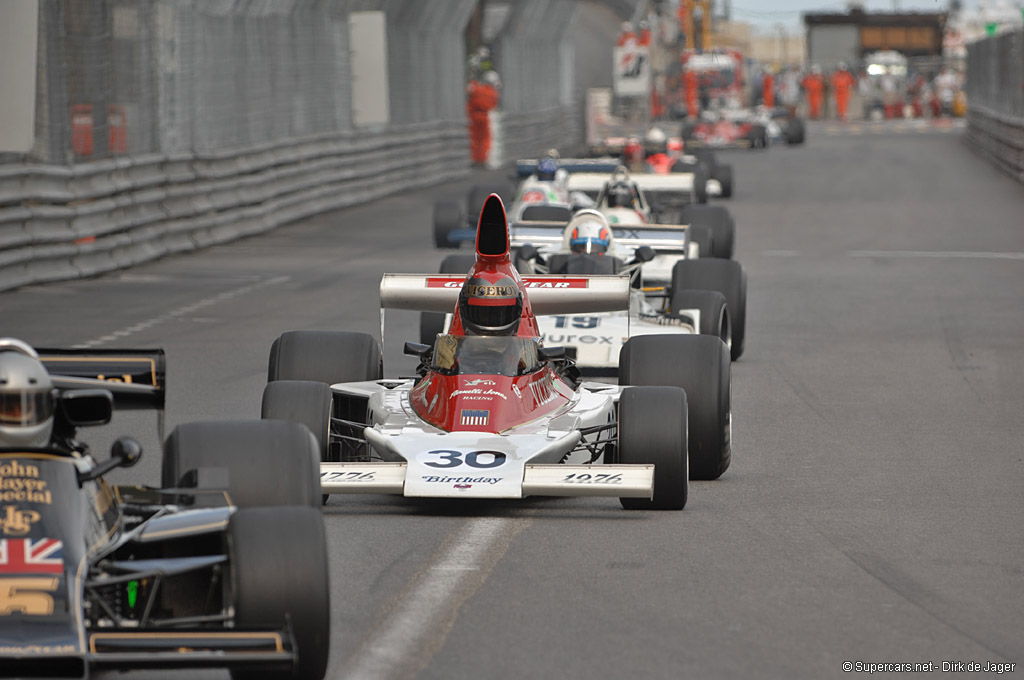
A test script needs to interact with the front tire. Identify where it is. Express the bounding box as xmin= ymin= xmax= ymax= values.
xmin=671 ymin=258 xmax=747 ymax=360
xmin=268 ymin=330 xmax=382 ymax=384
xmin=669 ymin=289 xmax=730 ymax=349
xmin=617 ymin=386 xmax=688 ymax=510
xmin=230 ymin=506 xmax=330 ymax=680
xmin=680 ymin=205 xmax=735 ymax=259
xmin=433 ymin=201 xmax=464 ymax=249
